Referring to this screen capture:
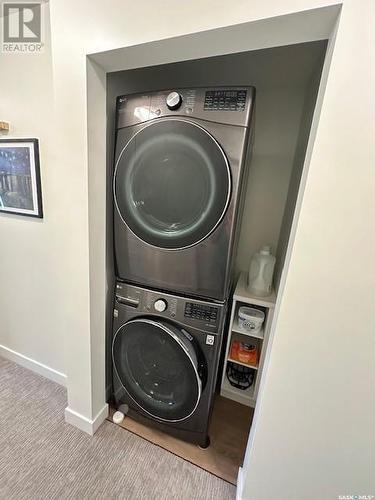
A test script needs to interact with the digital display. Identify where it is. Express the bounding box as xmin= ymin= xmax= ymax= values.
xmin=204 ymin=90 xmax=247 ymax=111
xmin=184 ymin=302 xmax=218 ymax=323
